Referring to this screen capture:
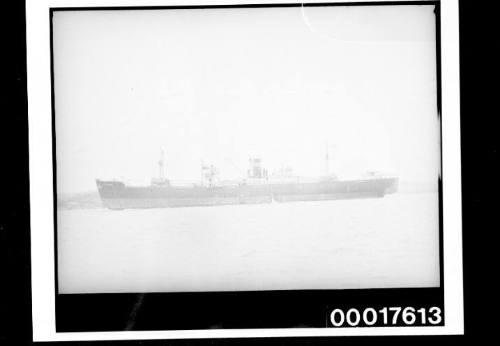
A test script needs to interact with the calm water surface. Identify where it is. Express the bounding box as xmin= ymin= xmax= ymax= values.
xmin=57 ymin=192 xmax=439 ymax=293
